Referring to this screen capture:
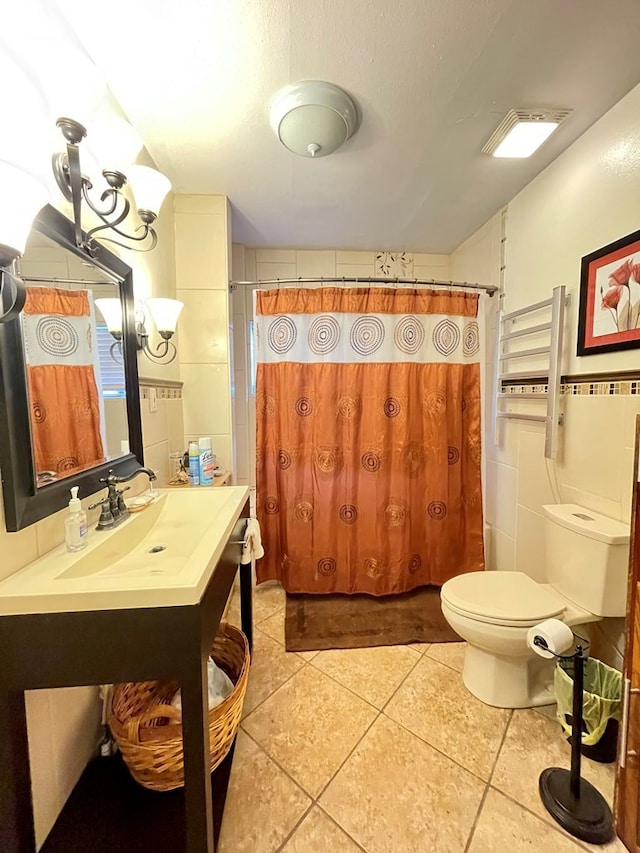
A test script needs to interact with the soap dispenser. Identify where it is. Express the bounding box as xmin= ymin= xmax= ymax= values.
xmin=65 ymin=486 xmax=88 ymax=552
